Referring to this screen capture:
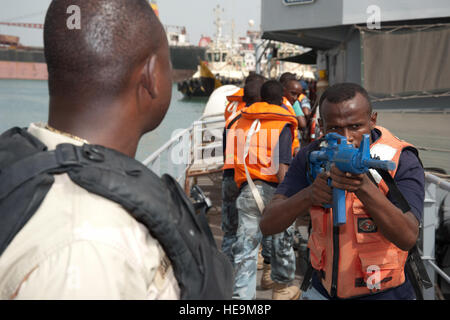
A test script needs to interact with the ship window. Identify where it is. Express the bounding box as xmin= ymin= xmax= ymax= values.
xmin=207 ymin=53 xmax=212 ymax=62
xmin=222 ymin=53 xmax=227 ymax=62
xmin=214 ymin=52 xmax=221 ymax=62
